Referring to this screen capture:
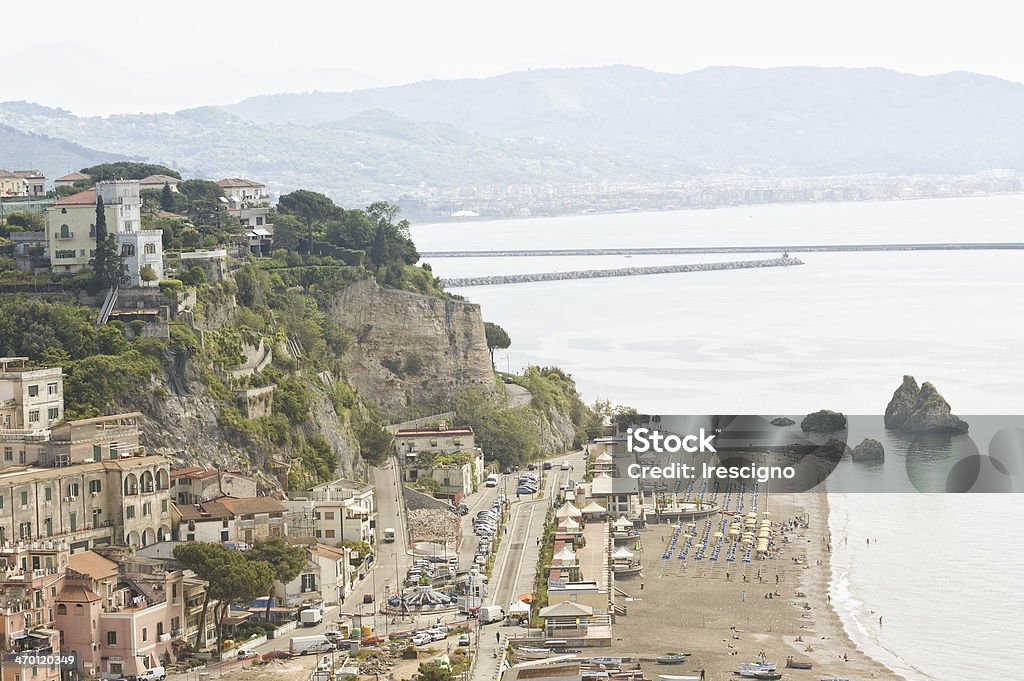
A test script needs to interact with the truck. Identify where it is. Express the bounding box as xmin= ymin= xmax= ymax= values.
xmin=299 ymin=607 xmax=324 ymax=627
xmin=383 ymin=528 xmax=396 ymax=543
xmin=290 ymin=634 xmax=336 ymax=655
xmin=477 ymin=605 xmax=505 ymax=624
